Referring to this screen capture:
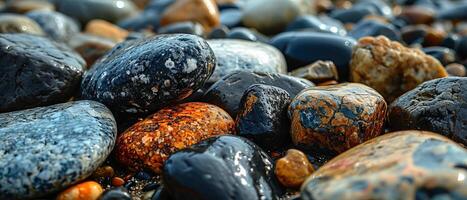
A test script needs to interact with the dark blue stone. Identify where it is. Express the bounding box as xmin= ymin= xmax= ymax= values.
xmin=26 ymin=11 xmax=80 ymax=42
xmin=438 ymin=2 xmax=467 ymax=21
xmin=349 ymin=20 xmax=401 ymax=42
xmin=99 ymin=187 xmax=131 ymax=200
xmin=422 ymin=47 xmax=456 ymax=65
xmin=157 ymin=21 xmax=204 ymax=36
xmin=286 ymin=15 xmax=346 ymax=36
xmin=330 ymin=6 xmax=376 ymax=24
